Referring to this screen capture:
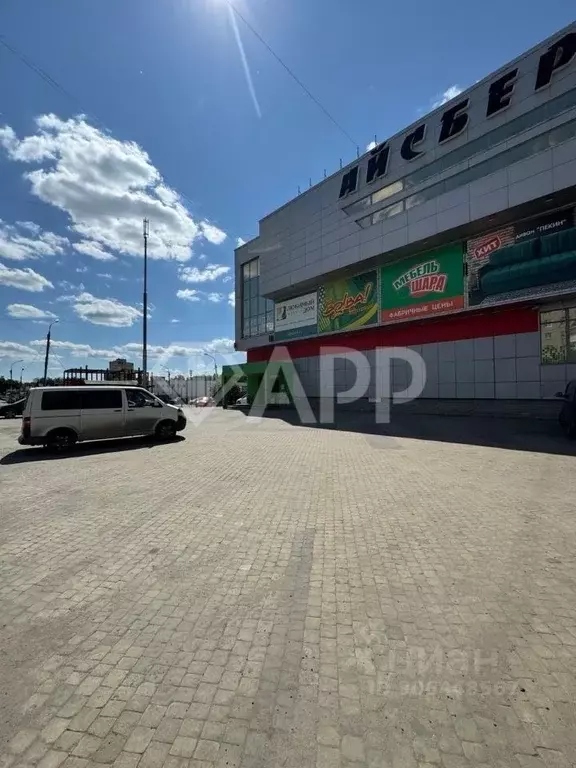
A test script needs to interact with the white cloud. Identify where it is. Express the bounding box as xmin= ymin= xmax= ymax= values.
xmin=0 ymin=262 xmax=53 ymax=292
xmin=236 ymin=237 xmax=246 ymax=248
xmin=0 ymin=114 xmax=226 ymax=263
xmin=207 ymin=293 xmax=223 ymax=303
xmin=432 ymin=85 xmax=463 ymax=108
xmin=17 ymin=221 xmax=41 ymax=234
xmin=228 ymin=291 xmax=235 ymax=308
xmin=170 ymin=318 xmax=180 ymax=323
xmin=58 ymin=280 xmax=85 ymax=292
xmin=26 ymin=337 xmax=237 ymax=362
xmin=29 ymin=339 xmax=118 ymax=359
xmin=73 ymin=240 xmax=116 ymax=261
xmin=206 ymin=338 xmax=235 ymax=355
xmin=71 ymin=292 xmax=143 ymax=327
xmin=76 ymin=265 xmax=88 ymax=273
xmin=200 ymin=222 xmax=227 ymax=245
xmin=176 ymin=288 xmax=201 ymax=302
xmin=178 ymin=264 xmax=230 ymax=283
xmin=0 ymin=340 xmax=39 ymax=359
xmin=6 ymin=303 xmax=58 ymax=320
xmin=0 ymin=219 xmax=69 ymax=261
xmin=96 ymin=272 xmax=113 ymax=279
